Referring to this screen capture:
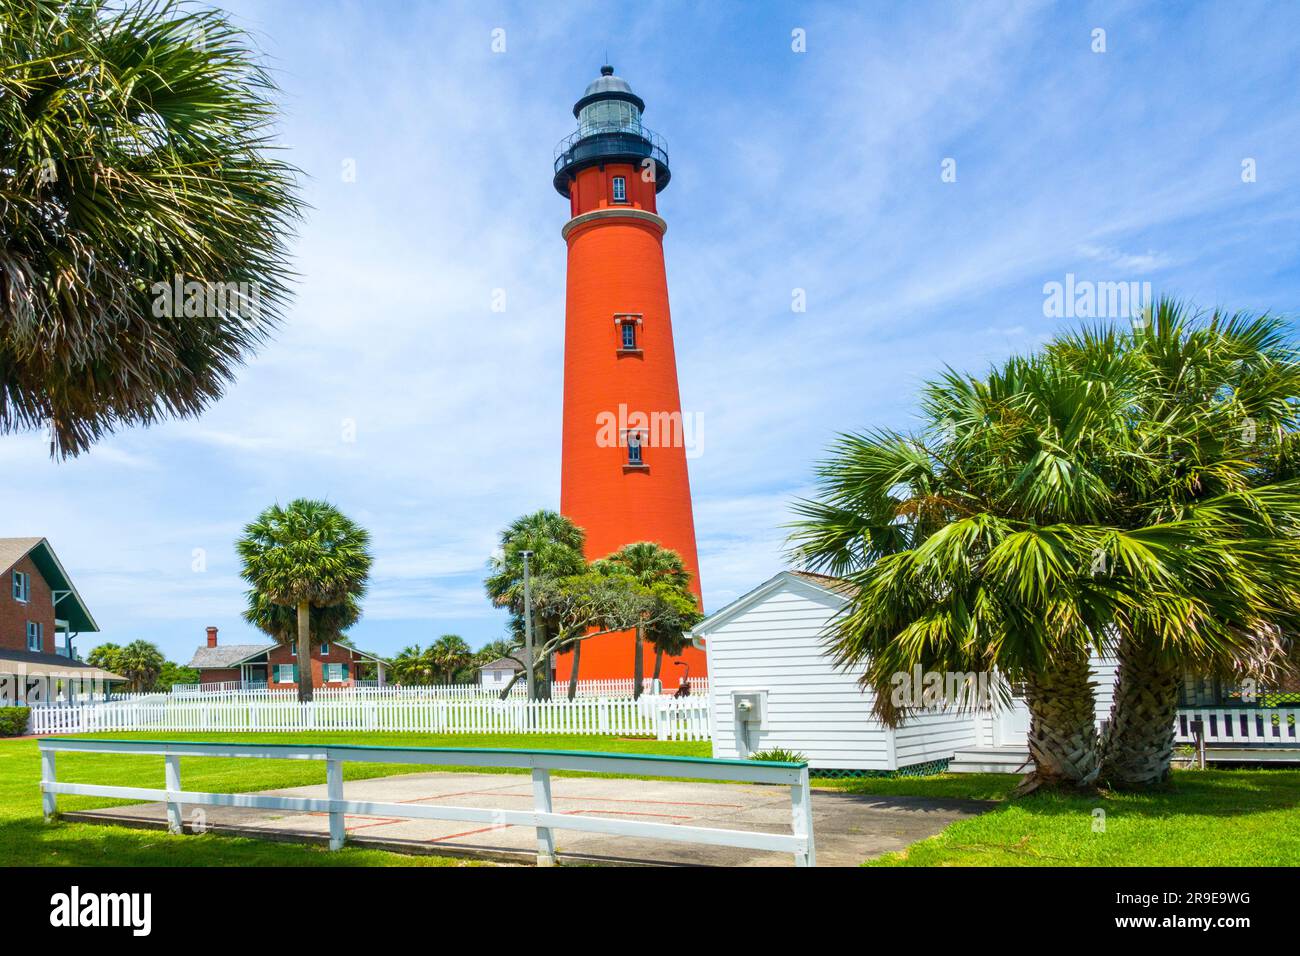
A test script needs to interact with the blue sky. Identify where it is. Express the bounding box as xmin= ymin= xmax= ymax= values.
xmin=12 ymin=0 xmax=1299 ymax=664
